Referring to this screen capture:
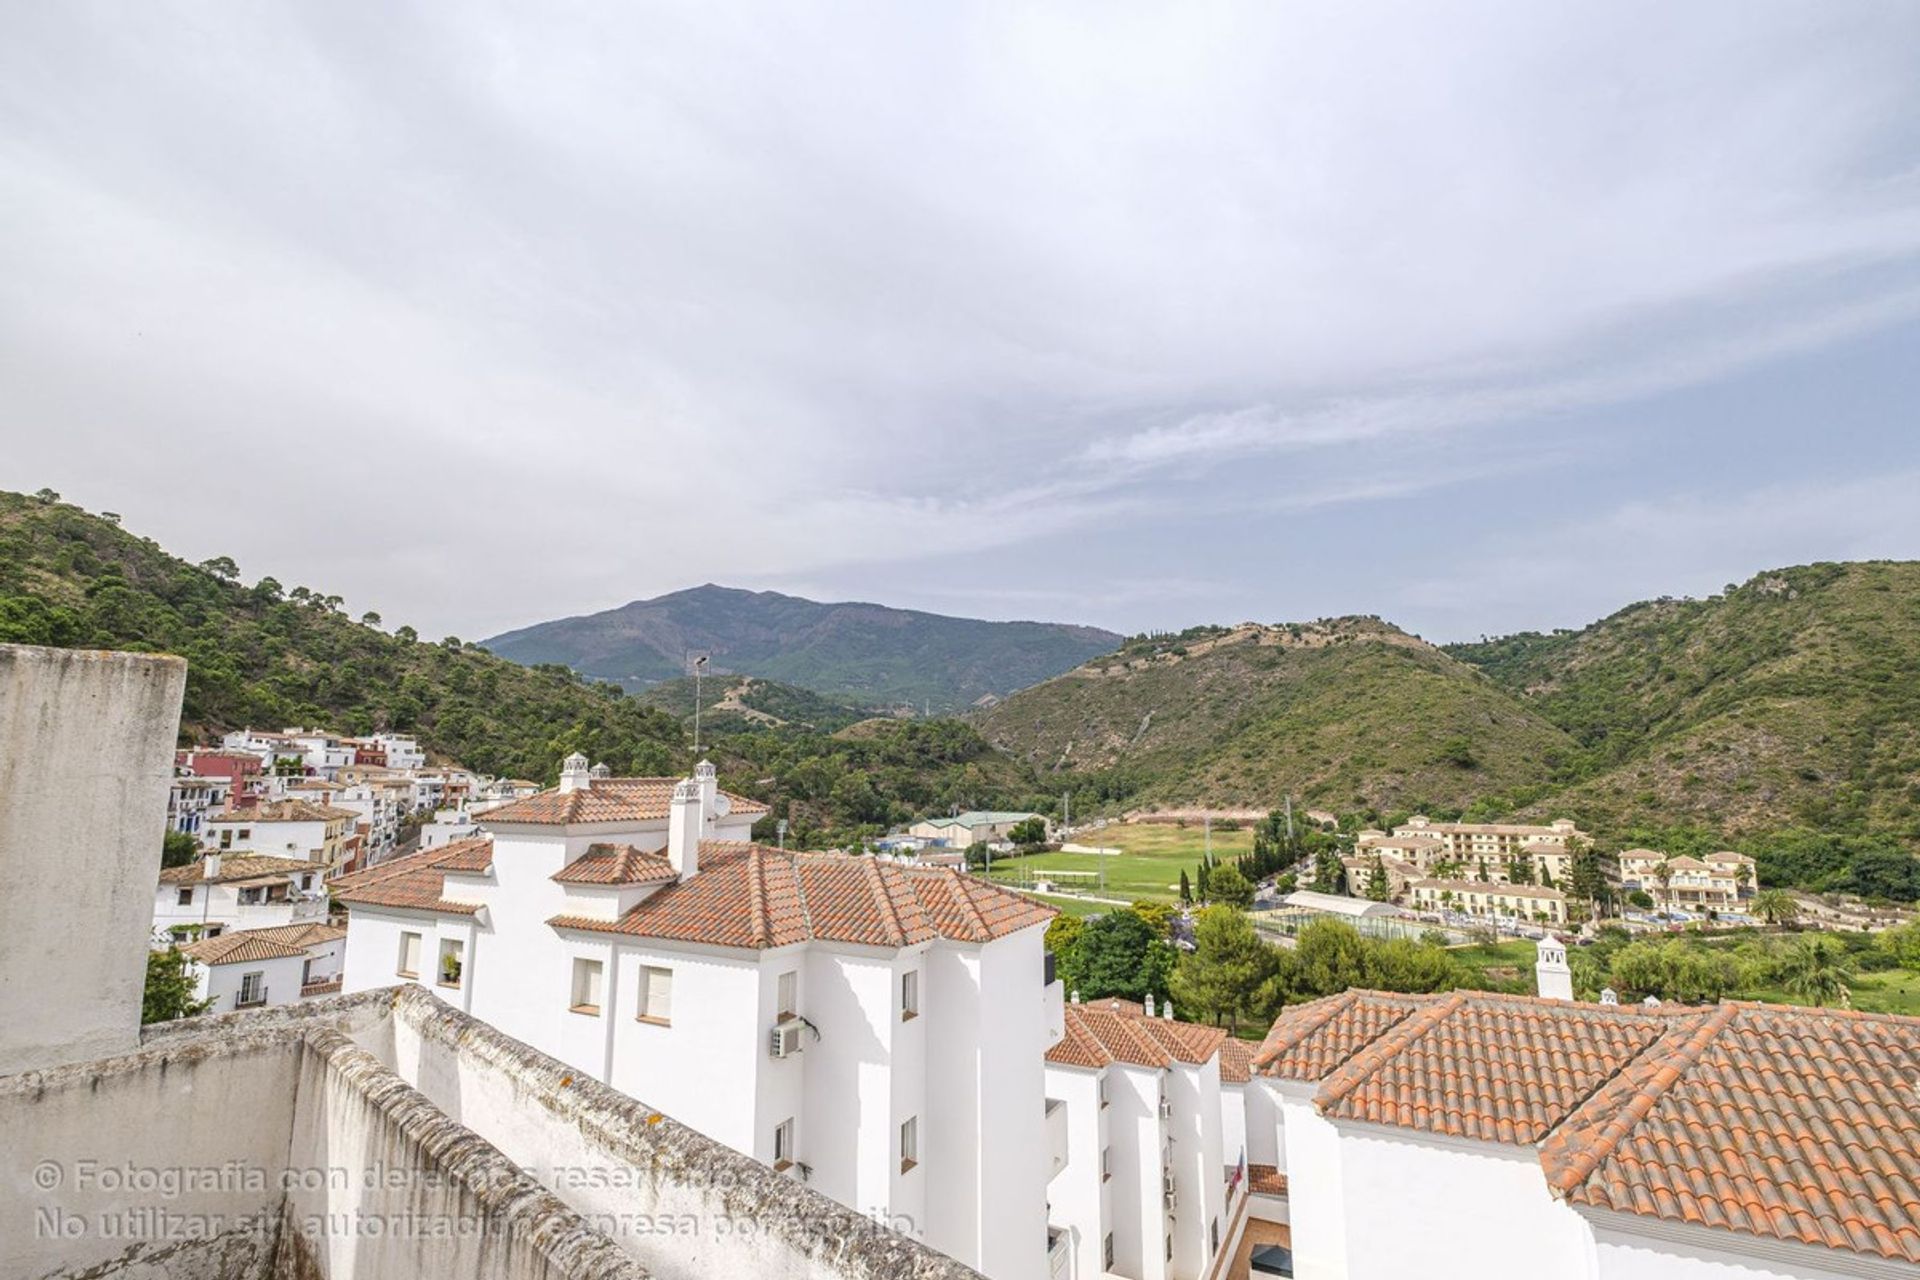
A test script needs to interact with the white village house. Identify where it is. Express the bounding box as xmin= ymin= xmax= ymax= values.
xmin=1227 ymin=936 xmax=1920 ymax=1280
xmin=337 ymin=754 xmax=1065 ymax=1280
xmin=1043 ymin=994 xmax=1232 ymax=1280
xmin=175 ymin=920 xmax=347 ymax=1011
xmin=153 ymin=851 xmax=330 ymax=941
xmin=202 ymin=797 xmax=360 ymax=874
